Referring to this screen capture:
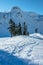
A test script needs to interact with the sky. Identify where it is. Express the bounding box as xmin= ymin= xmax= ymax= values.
xmin=0 ymin=0 xmax=43 ymax=14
